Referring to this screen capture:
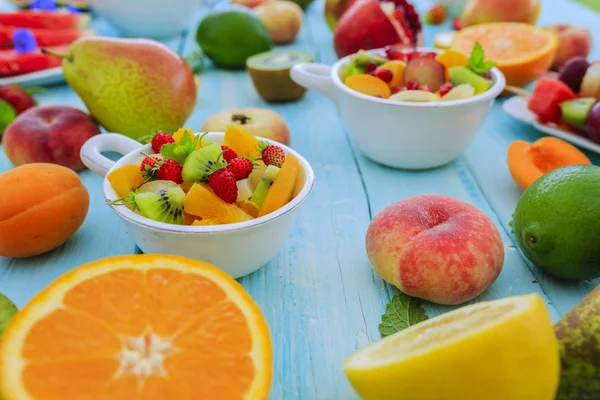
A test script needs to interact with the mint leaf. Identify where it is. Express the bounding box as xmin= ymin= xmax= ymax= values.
xmin=0 ymin=99 xmax=16 ymax=138
xmin=466 ymin=42 xmax=496 ymax=75
xmin=159 ymin=129 xmax=199 ymax=165
xmin=379 ymin=293 xmax=428 ymax=338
